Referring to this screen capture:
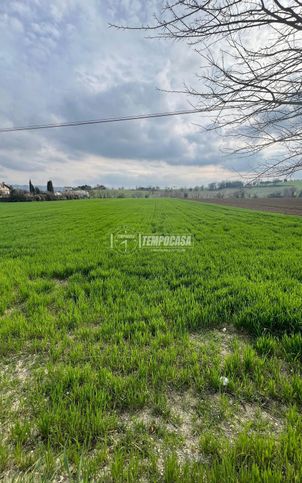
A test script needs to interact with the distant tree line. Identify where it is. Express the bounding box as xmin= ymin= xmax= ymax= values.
xmin=0 ymin=180 xmax=111 ymax=202
xmin=6 ymin=180 xmax=57 ymax=202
